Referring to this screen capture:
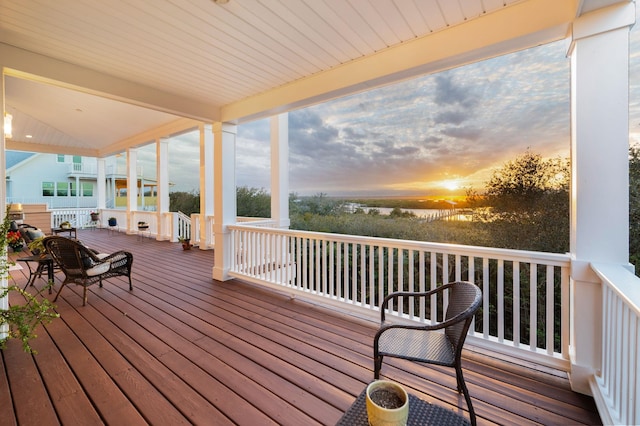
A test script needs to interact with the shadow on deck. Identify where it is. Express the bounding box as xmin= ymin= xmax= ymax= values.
xmin=1 ymin=229 xmax=601 ymax=425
